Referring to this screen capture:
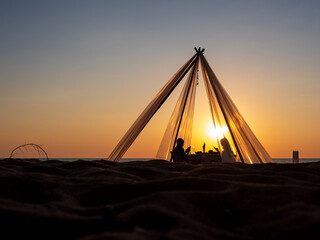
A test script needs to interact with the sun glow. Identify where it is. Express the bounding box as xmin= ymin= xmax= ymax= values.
xmin=206 ymin=123 xmax=229 ymax=140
